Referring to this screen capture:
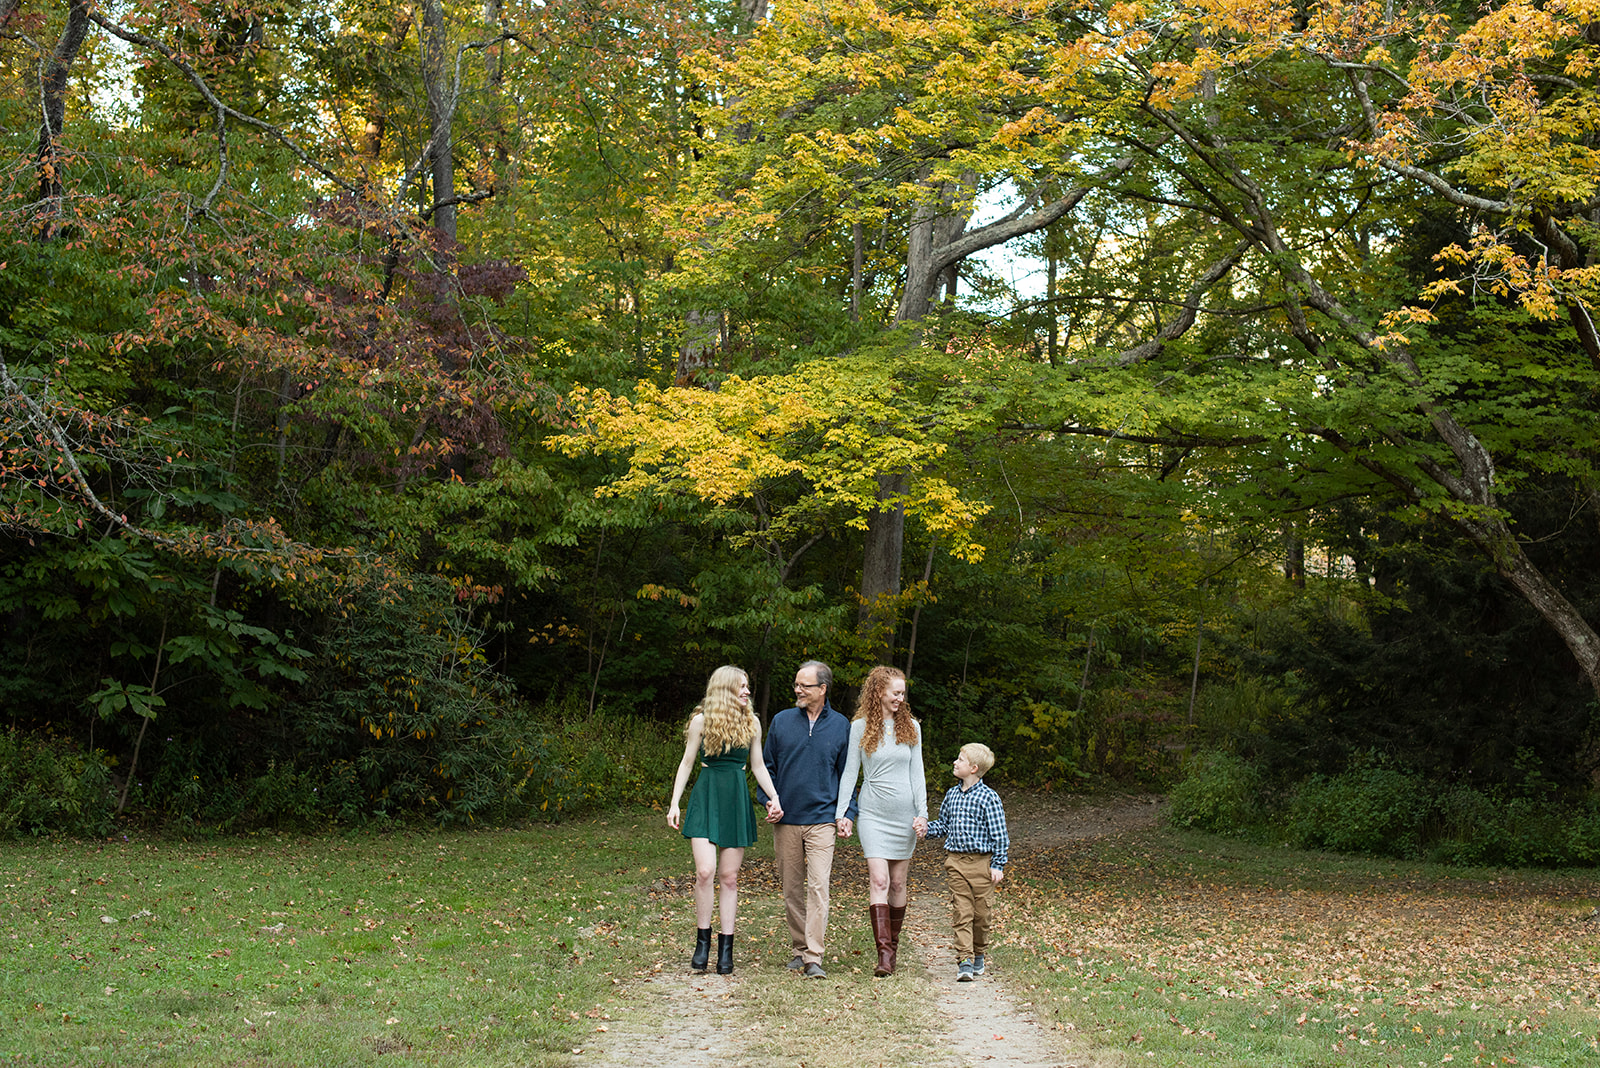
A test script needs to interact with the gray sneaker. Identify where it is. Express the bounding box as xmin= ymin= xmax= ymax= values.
xmin=785 ymin=955 xmax=805 ymax=971
xmin=957 ymin=959 xmax=975 ymax=982
xmin=803 ymin=962 xmax=827 ymax=979
xmin=973 ymin=953 xmax=986 ymax=975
